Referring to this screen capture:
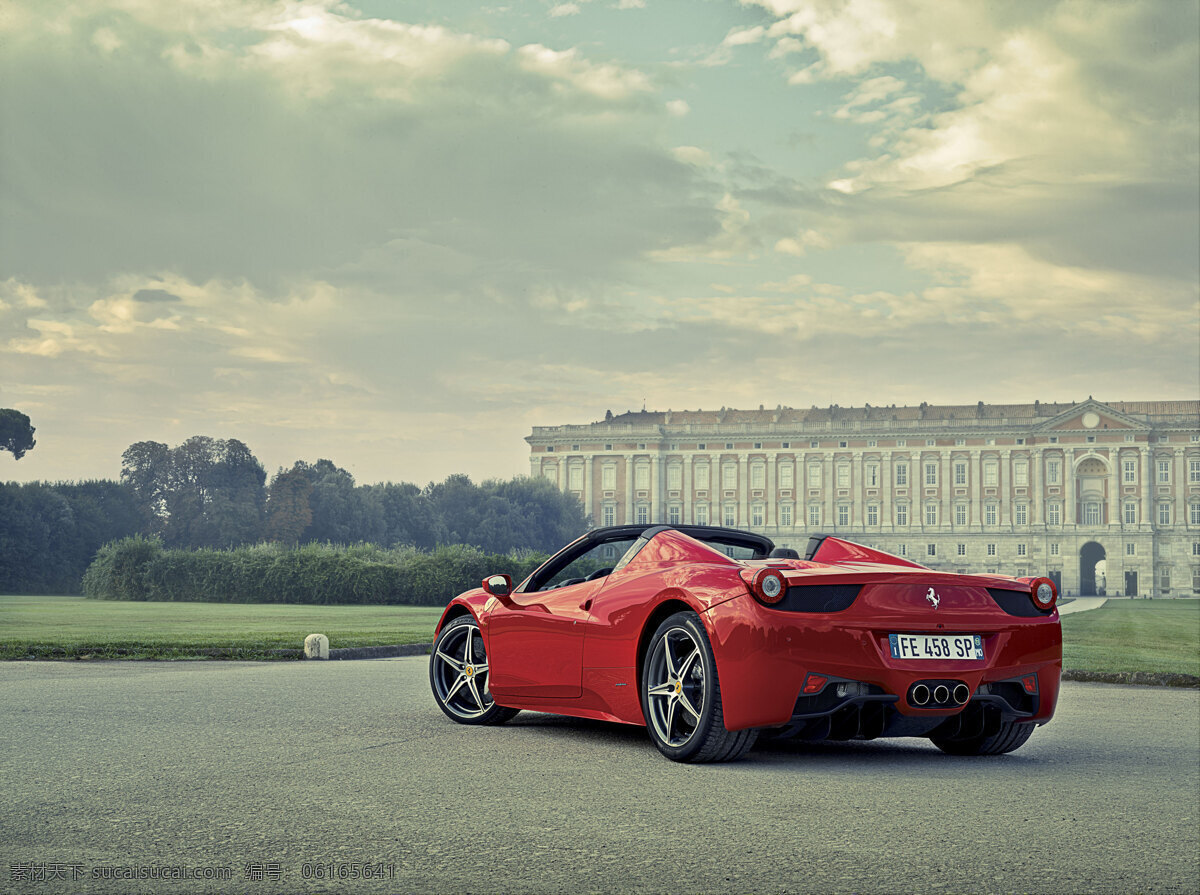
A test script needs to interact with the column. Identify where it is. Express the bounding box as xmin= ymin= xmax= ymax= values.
xmin=941 ymin=451 xmax=952 ymax=530
xmin=851 ymin=452 xmax=862 ymax=532
xmin=767 ymin=453 xmax=777 ymax=532
xmin=1106 ymin=448 xmax=1118 ymax=527
xmin=1065 ymin=449 xmax=1076 ymax=526
xmin=624 ymin=455 xmax=634 ymax=525
xmin=824 ymin=453 xmax=834 ymax=530
xmin=1030 ymin=449 xmax=1041 ymax=526
xmin=1000 ymin=450 xmax=1011 ymax=527
xmin=1142 ymin=447 xmax=1153 ymax=527
xmin=970 ymin=451 xmax=982 ymax=527
xmin=650 ymin=454 xmax=662 ymax=523
xmin=584 ymin=456 xmax=593 ymax=523
xmin=738 ymin=454 xmax=749 ymax=528
xmin=682 ymin=456 xmax=692 ymax=525
xmin=882 ymin=451 xmax=893 ymax=533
